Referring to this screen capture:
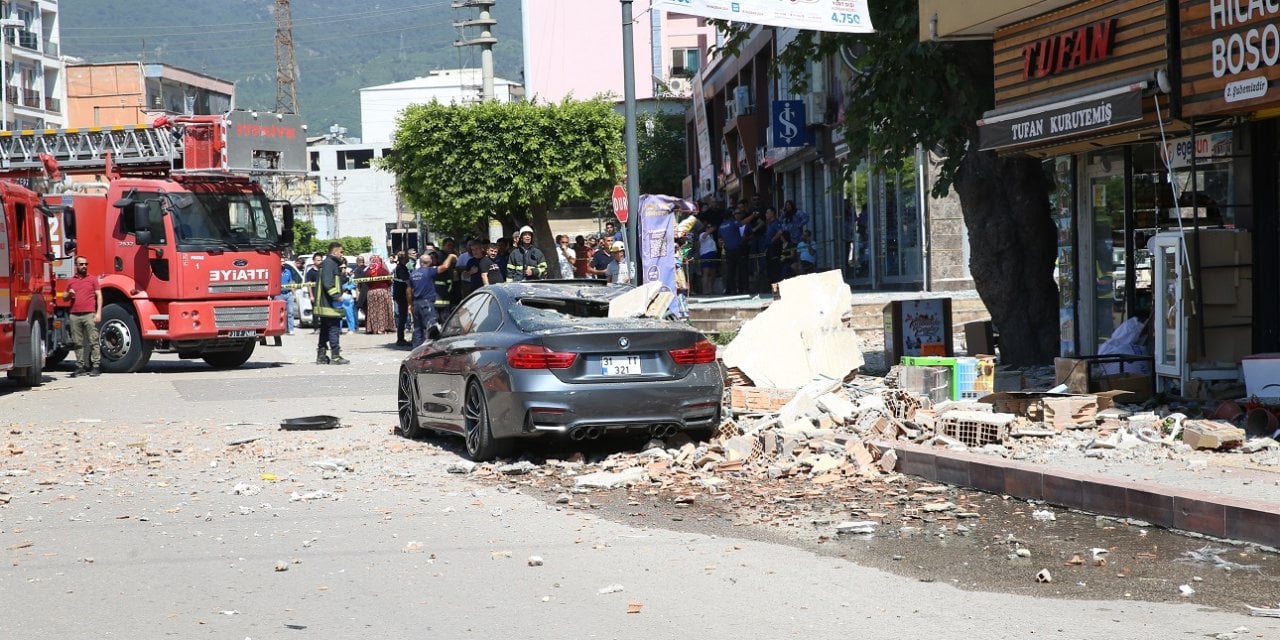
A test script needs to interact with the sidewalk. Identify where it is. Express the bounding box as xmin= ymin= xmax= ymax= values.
xmin=876 ymin=438 xmax=1280 ymax=548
